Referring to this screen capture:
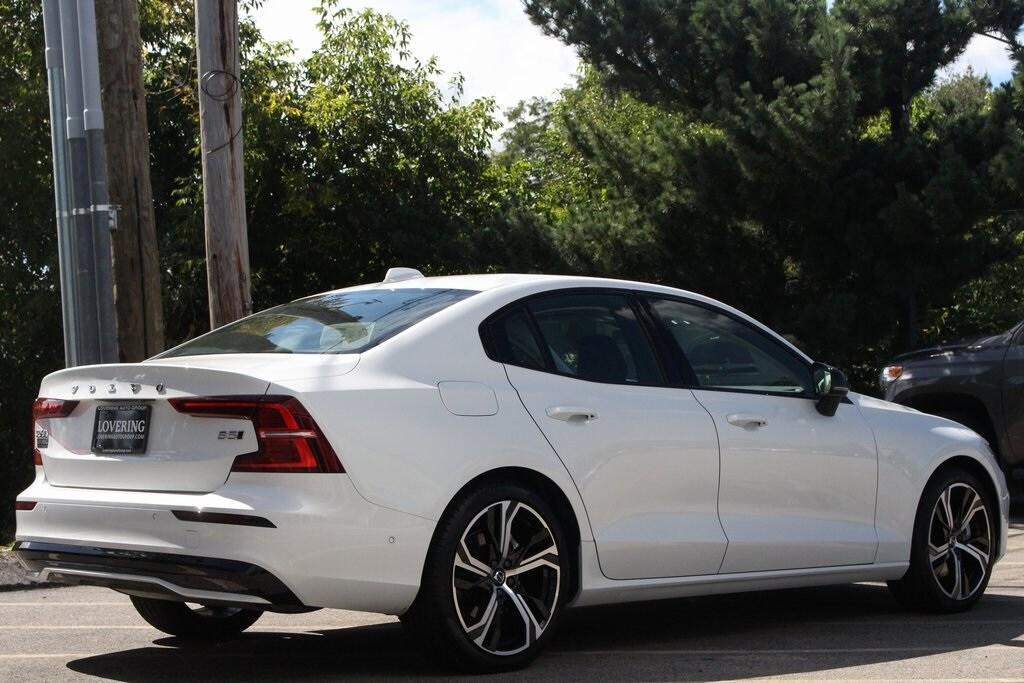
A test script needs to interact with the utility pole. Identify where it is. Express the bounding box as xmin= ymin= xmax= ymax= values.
xmin=76 ymin=0 xmax=118 ymax=363
xmin=44 ymin=0 xmax=119 ymax=367
xmin=95 ymin=0 xmax=165 ymax=361
xmin=41 ymin=0 xmax=78 ymax=367
xmin=195 ymin=0 xmax=252 ymax=329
